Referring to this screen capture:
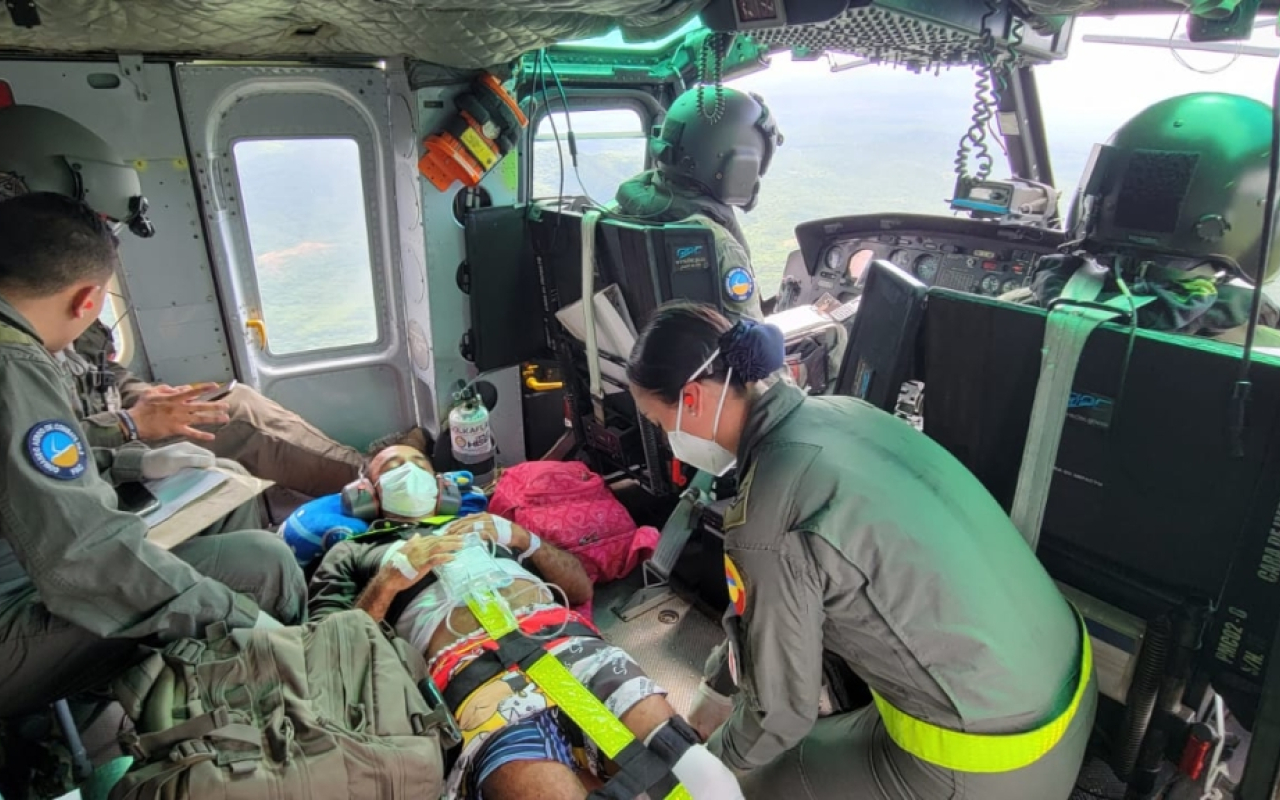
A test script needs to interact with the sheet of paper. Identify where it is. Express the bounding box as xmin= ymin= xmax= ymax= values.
xmin=146 ymin=467 xmax=273 ymax=551
xmin=556 ymin=283 xmax=638 ymax=393
xmin=141 ymin=468 xmax=228 ymax=529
